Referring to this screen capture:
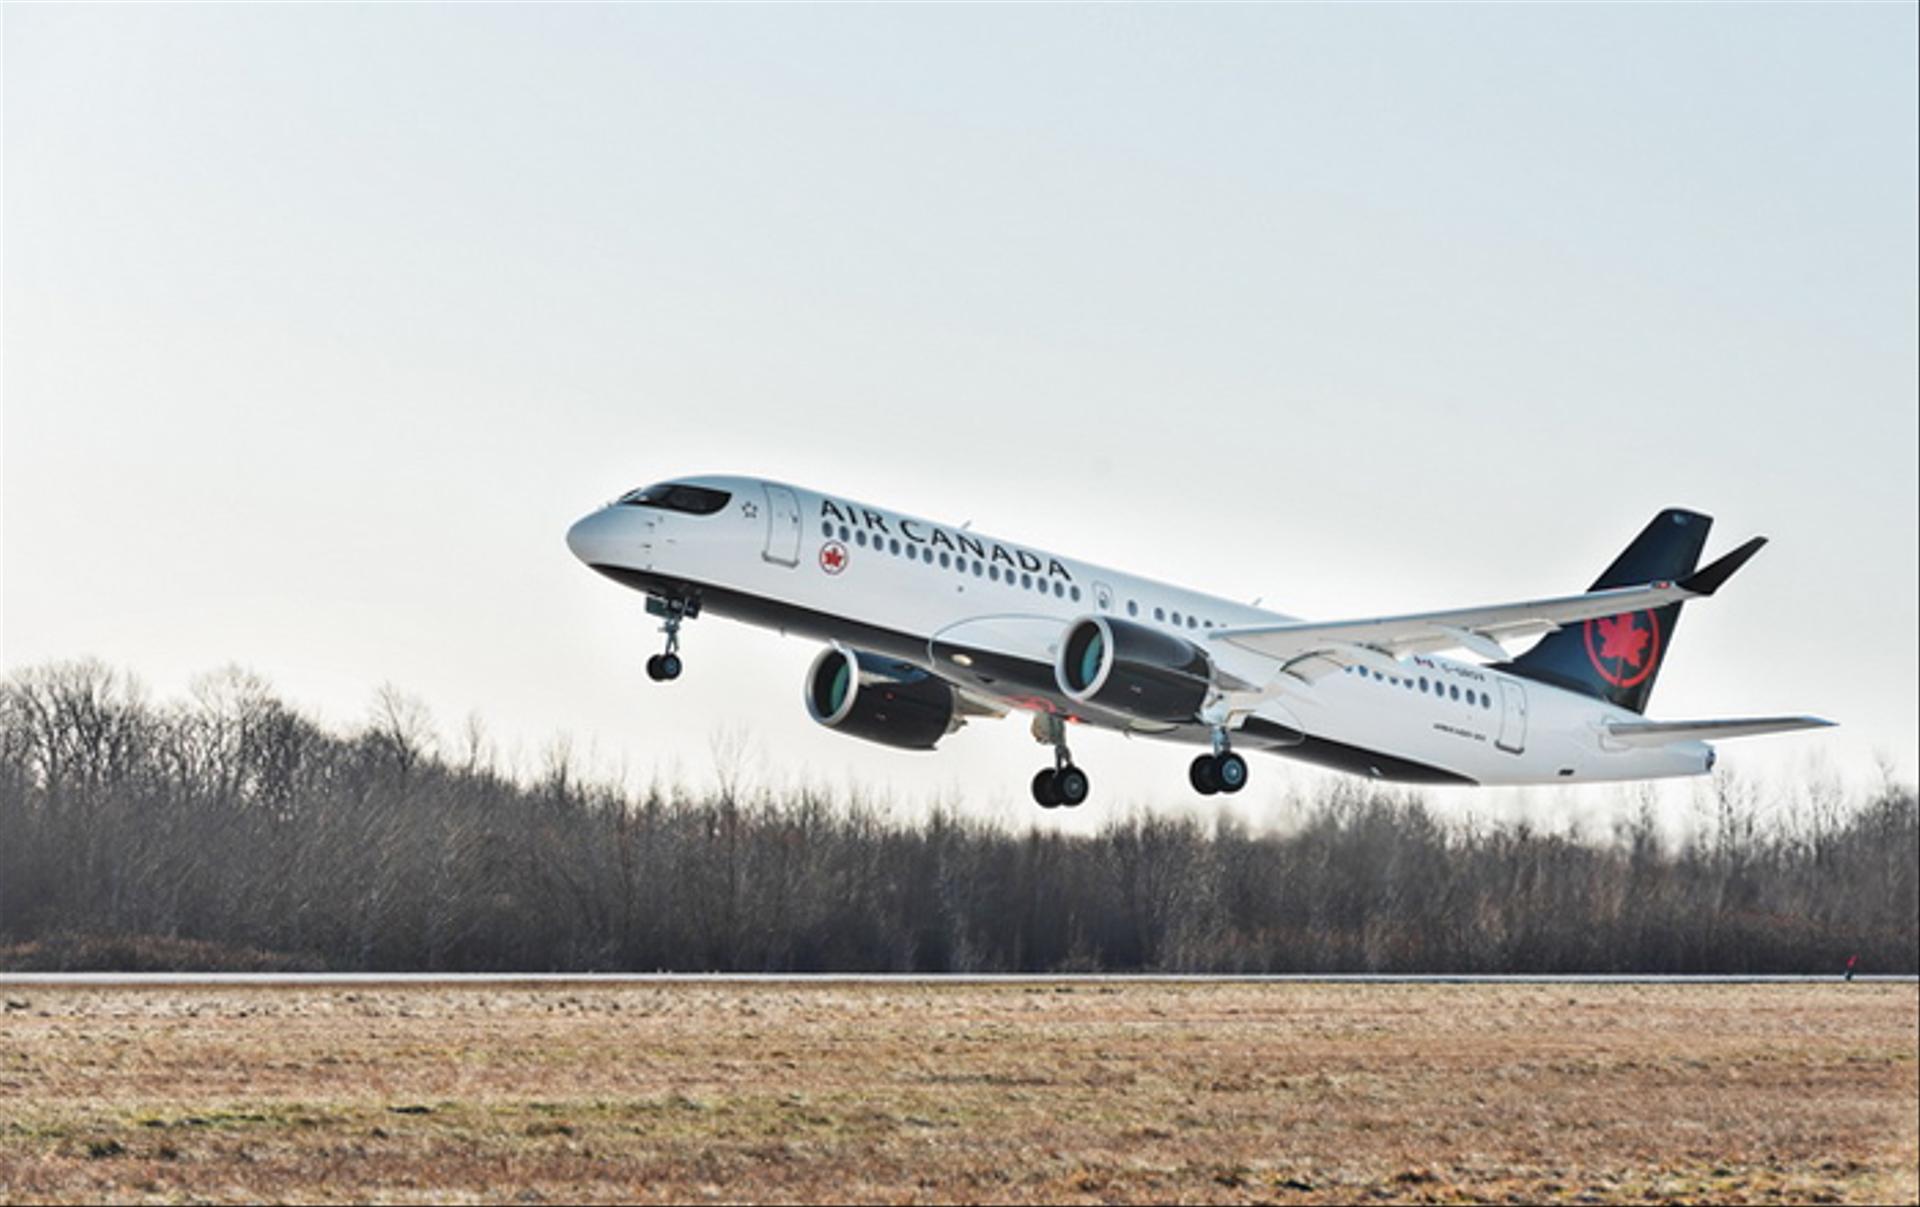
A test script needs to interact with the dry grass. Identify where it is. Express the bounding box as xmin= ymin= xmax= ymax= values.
xmin=0 ymin=981 xmax=1912 ymax=1204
